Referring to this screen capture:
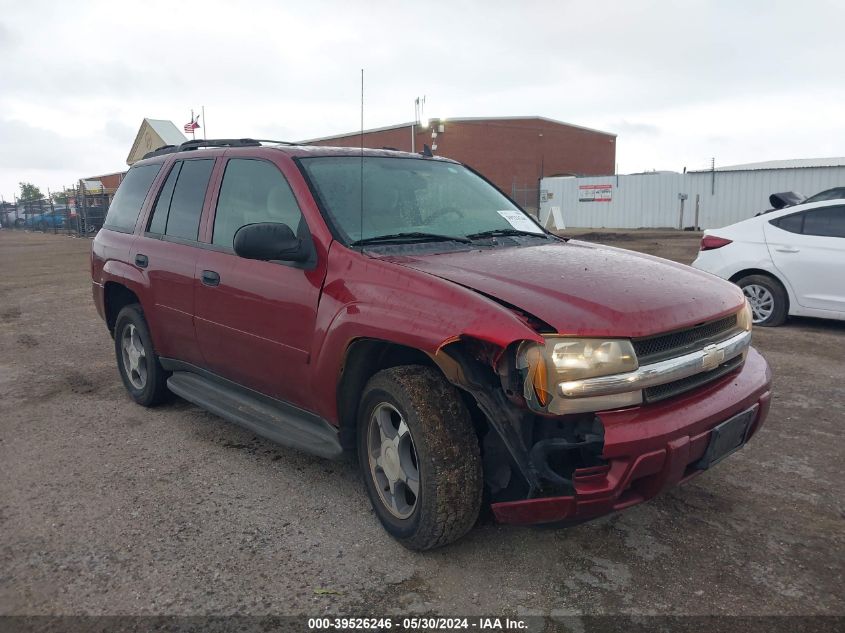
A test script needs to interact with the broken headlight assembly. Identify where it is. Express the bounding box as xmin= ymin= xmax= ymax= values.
xmin=516 ymin=305 xmax=753 ymax=416
xmin=517 ymin=337 xmax=641 ymax=415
